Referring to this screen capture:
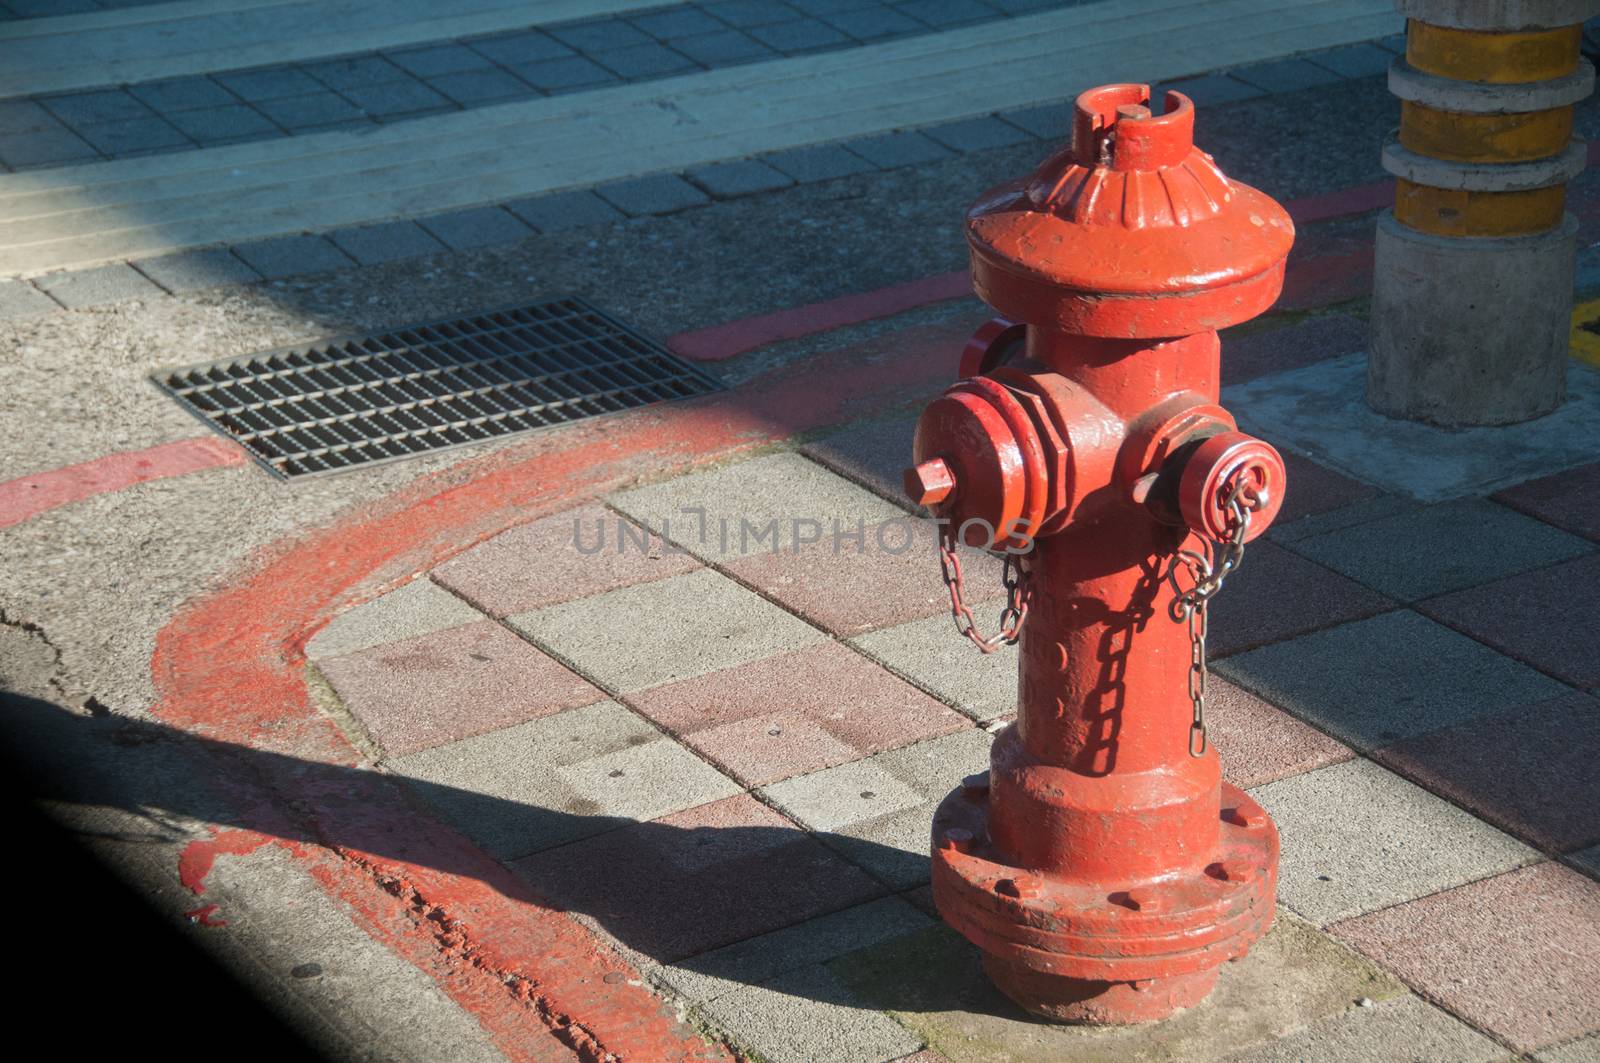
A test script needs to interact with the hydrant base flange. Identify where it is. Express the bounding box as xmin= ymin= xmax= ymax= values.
xmin=931 ymin=777 xmax=1279 ymax=1023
